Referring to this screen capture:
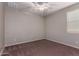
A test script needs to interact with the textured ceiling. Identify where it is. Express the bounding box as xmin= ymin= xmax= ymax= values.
xmin=7 ymin=2 xmax=77 ymax=16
